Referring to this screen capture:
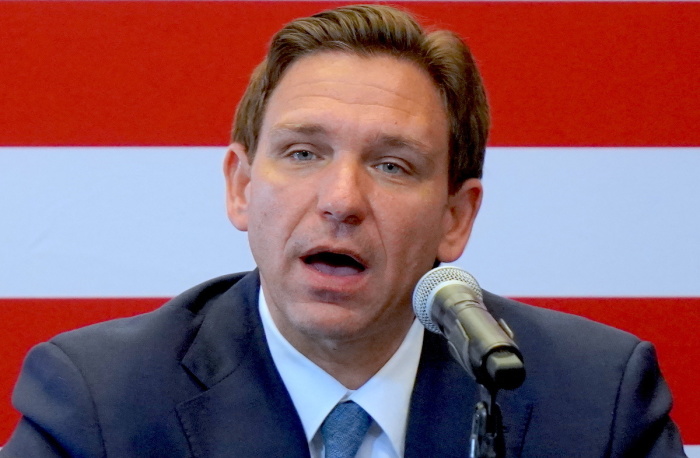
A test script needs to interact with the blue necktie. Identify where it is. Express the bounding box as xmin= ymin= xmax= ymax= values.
xmin=321 ymin=401 xmax=373 ymax=458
